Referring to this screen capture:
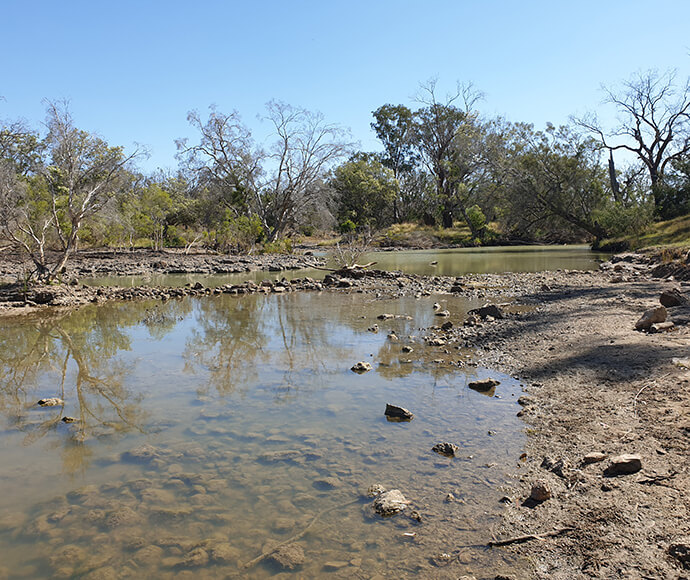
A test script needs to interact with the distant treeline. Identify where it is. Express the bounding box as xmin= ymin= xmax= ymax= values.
xmin=1 ymin=71 xmax=689 ymax=281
